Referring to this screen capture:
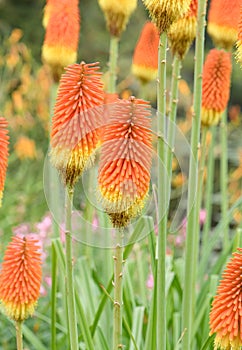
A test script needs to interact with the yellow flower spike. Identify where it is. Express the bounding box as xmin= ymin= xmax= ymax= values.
xmin=142 ymin=0 xmax=192 ymax=33
xmin=98 ymin=0 xmax=137 ymax=37
xmin=168 ymin=0 xmax=198 ymax=60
